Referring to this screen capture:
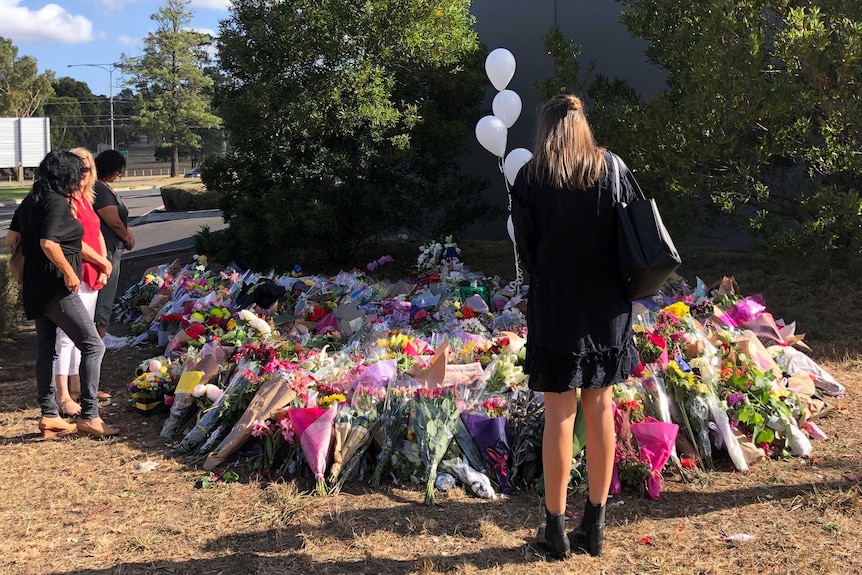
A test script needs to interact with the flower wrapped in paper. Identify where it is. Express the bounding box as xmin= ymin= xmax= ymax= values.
xmin=328 ymin=382 xmax=385 ymax=490
xmin=289 ymin=405 xmax=337 ymax=496
xmin=413 ymin=386 xmax=462 ymax=505
xmin=203 ymin=374 xmax=298 ymax=471
xmin=160 ymin=343 xmax=224 ymax=440
xmin=630 ymin=417 xmax=678 ymax=499
xmin=460 ymin=411 xmax=512 ymax=495
xmin=369 ymin=383 xmax=412 ymax=488
xmin=176 ymin=360 xmax=257 ymax=453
